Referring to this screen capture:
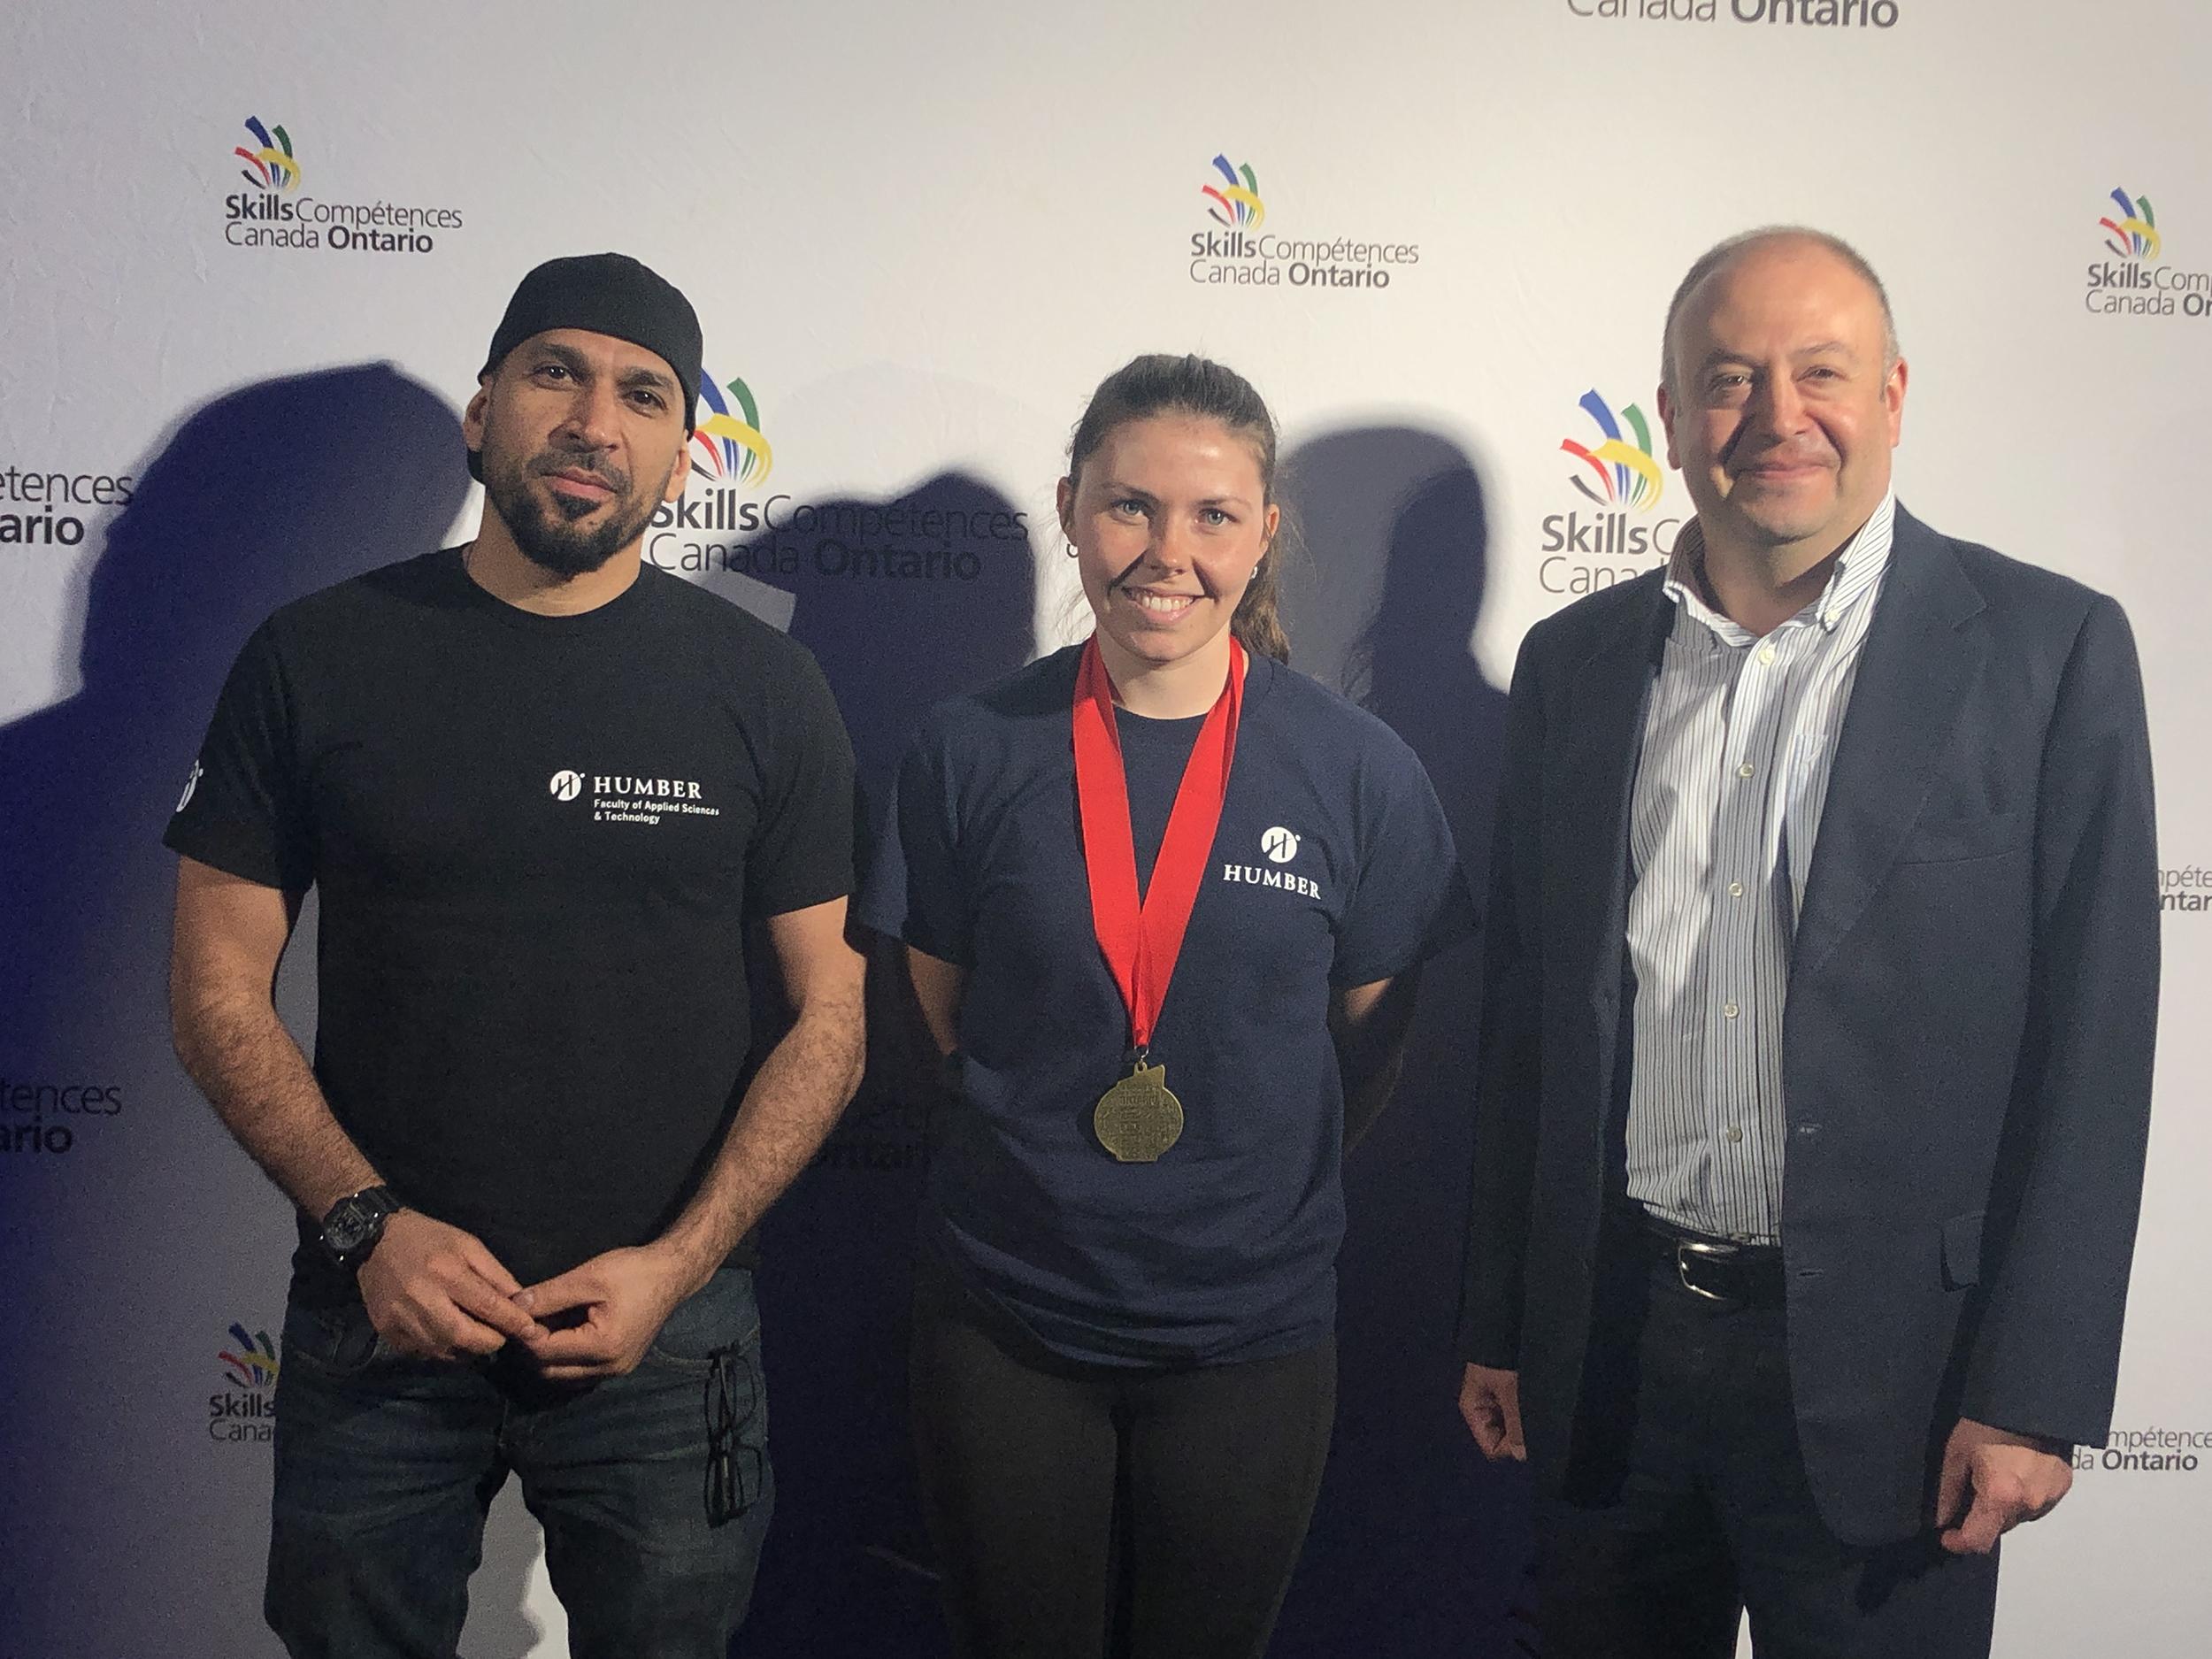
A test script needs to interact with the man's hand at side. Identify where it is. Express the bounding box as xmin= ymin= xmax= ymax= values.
xmin=357 ymin=1210 xmax=547 ymax=1362
xmin=1460 ymin=1363 xmax=1527 ymax=1462
xmin=511 ymin=1246 xmax=695 ymax=1383
xmin=1935 ymin=1417 xmax=2073 ymax=1555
